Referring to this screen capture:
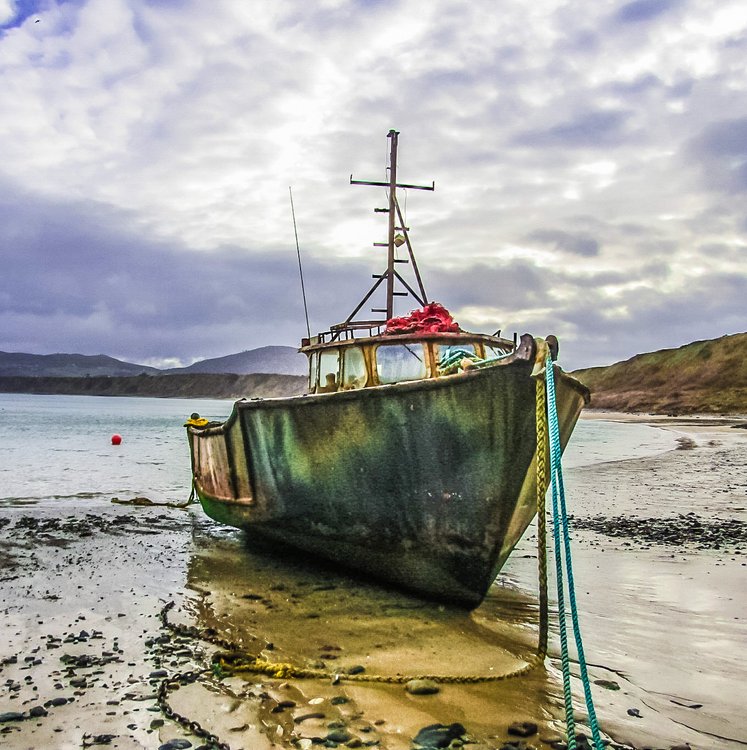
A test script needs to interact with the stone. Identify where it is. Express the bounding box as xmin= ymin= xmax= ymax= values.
xmin=327 ymin=729 xmax=352 ymax=743
xmin=593 ymin=679 xmax=620 ymax=691
xmin=0 ymin=712 xmax=25 ymax=723
xmin=413 ymin=723 xmax=466 ymax=748
xmin=508 ymin=722 xmax=538 ymax=738
xmin=405 ymin=679 xmax=440 ymax=695
xmin=295 ymin=712 xmax=326 ymax=723
xmin=28 ymin=706 xmax=48 ymax=718
xmin=158 ymin=741 xmax=193 ymax=750
xmin=626 ymin=708 xmax=642 ymax=718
